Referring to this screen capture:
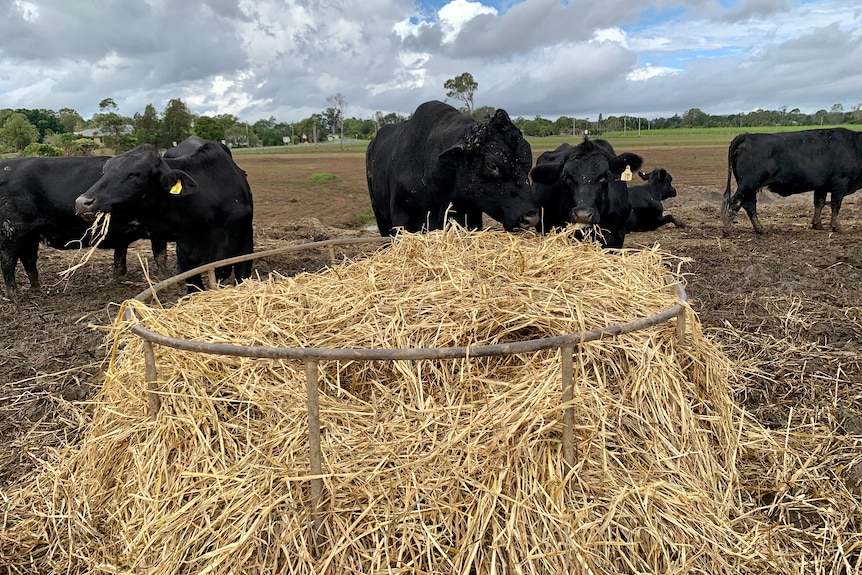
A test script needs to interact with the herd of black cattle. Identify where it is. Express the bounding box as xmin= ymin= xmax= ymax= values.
xmin=2 ymin=99 xmax=862 ymax=298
